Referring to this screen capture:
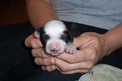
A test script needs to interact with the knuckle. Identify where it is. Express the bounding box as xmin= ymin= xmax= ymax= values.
xmin=43 ymin=58 xmax=50 ymax=65
xmin=48 ymin=57 xmax=54 ymax=65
